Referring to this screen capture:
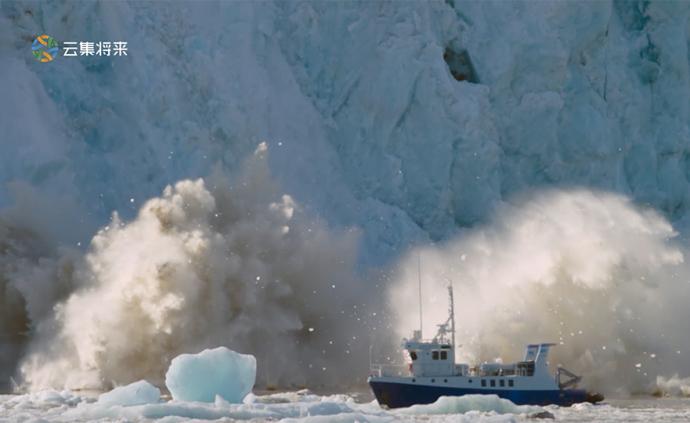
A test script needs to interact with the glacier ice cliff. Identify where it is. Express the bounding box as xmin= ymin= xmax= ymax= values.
xmin=2 ymin=0 xmax=689 ymax=254
xmin=2 ymin=0 xmax=690 ymax=391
